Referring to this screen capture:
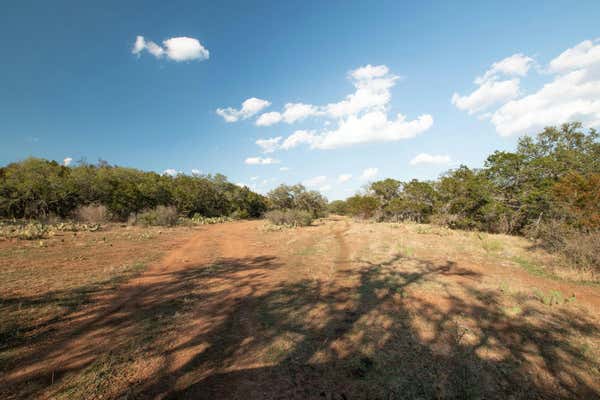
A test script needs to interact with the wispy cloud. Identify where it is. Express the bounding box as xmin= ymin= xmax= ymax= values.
xmin=409 ymin=153 xmax=452 ymax=166
xmin=360 ymin=167 xmax=378 ymax=181
xmin=217 ymin=98 xmax=271 ymax=122
xmin=245 ymin=157 xmax=280 ymax=165
xmin=337 ymin=173 xmax=352 ymax=183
